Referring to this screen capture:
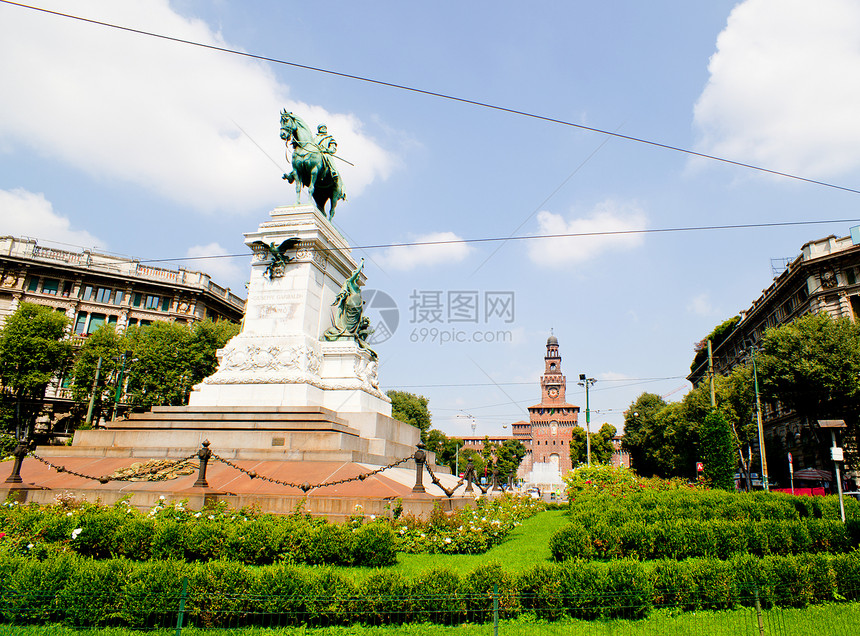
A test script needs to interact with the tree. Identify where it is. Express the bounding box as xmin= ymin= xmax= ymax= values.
xmin=758 ymin=312 xmax=860 ymax=470
xmin=386 ymin=390 xmax=432 ymax=441
xmin=124 ymin=319 xmax=239 ymax=409
xmin=70 ymin=325 xmax=126 ymax=422
xmin=489 ymin=438 xmax=527 ymax=480
xmin=424 ymin=428 xmax=464 ymax=473
xmin=689 ymin=315 xmax=740 ymax=375
xmin=700 ymin=410 xmax=735 ymax=489
xmin=0 ymin=303 xmax=72 ymax=438
xmin=622 ymin=393 xmax=669 ymax=476
xmin=569 ymin=423 xmax=617 ymax=465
